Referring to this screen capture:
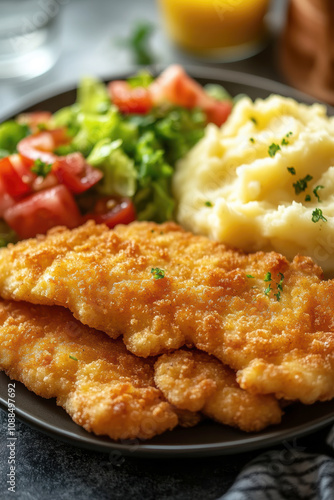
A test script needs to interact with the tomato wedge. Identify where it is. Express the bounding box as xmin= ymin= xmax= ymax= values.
xmin=4 ymin=185 xmax=81 ymax=239
xmin=149 ymin=64 xmax=232 ymax=126
xmin=0 ymin=179 xmax=15 ymax=217
xmin=83 ymin=197 xmax=136 ymax=228
xmin=0 ymin=156 xmax=32 ymax=199
xmin=108 ymin=81 xmax=152 ymax=114
xmin=205 ymin=100 xmax=233 ymax=128
xmin=18 ymin=128 xmax=69 ymax=164
xmin=53 ymin=152 xmax=103 ymax=194
xmin=150 ymin=65 xmax=201 ymax=108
